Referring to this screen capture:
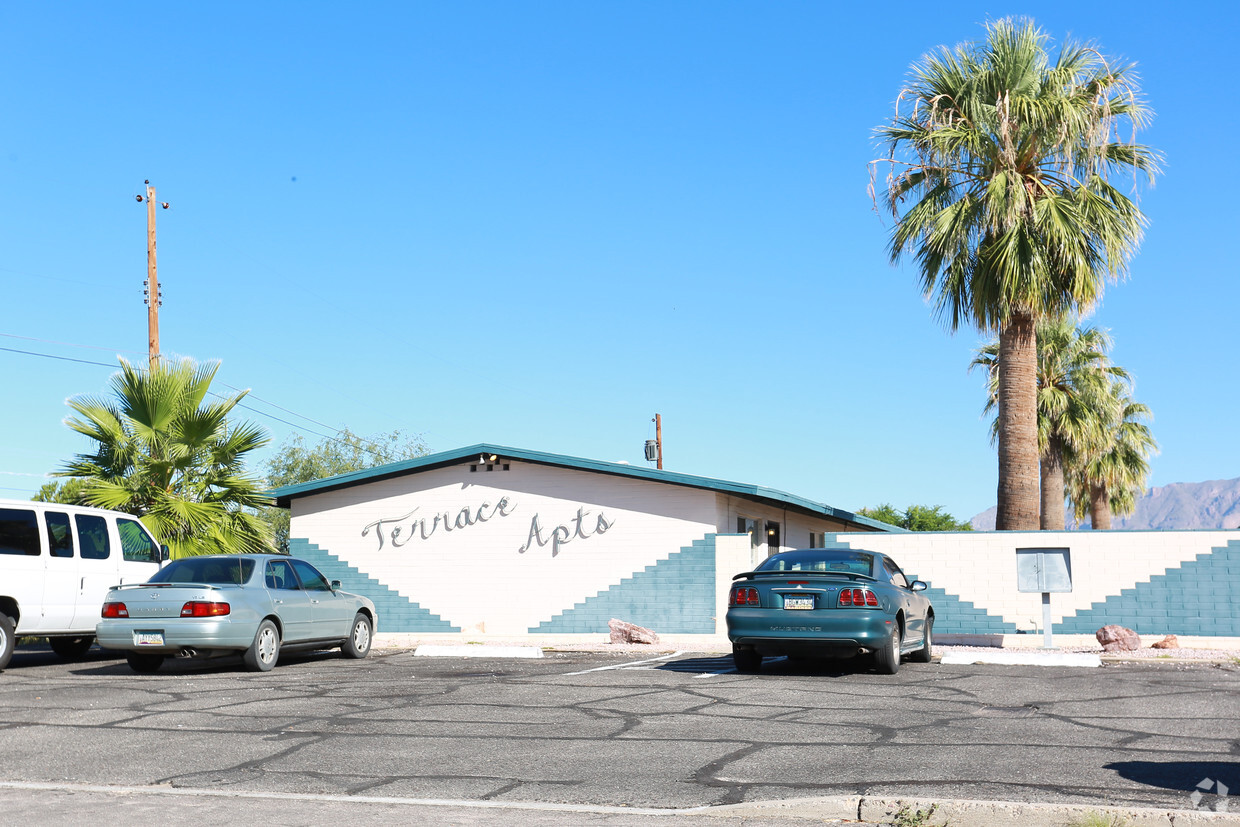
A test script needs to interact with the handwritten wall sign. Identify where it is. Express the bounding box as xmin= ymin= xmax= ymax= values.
xmin=362 ymin=497 xmax=516 ymax=550
xmin=519 ymin=506 xmax=615 ymax=557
